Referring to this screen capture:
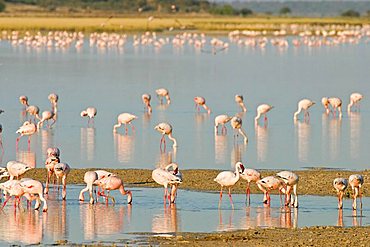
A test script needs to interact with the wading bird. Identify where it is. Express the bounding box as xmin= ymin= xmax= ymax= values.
xmin=194 ymin=96 xmax=211 ymax=114
xmin=16 ymin=121 xmax=37 ymax=150
xmin=256 ymin=176 xmax=285 ymax=206
xmin=230 ymin=116 xmax=248 ymax=144
xmin=81 ymin=107 xmax=97 ymax=126
xmin=293 ymin=99 xmax=315 ymax=121
xmin=113 ymin=113 xmax=137 ymax=134
xmin=240 ymin=168 xmax=261 ymax=205
xmin=255 ymin=104 xmax=273 ymax=126
xmin=349 ymin=174 xmax=364 ymax=210
xmin=95 ymin=176 xmax=132 ymax=204
xmin=276 ymin=171 xmax=299 ymax=208
xmin=156 ymin=88 xmax=171 ymax=104
xmin=154 ymin=122 xmax=177 ymax=149
xmin=235 ymin=95 xmax=247 ymax=112
xmin=347 ymin=93 xmax=363 ymax=113
xmin=214 ymin=115 xmax=232 ymax=135
xmin=79 ymin=171 xmax=98 ymax=204
xmin=142 ymin=94 xmax=152 ymax=113
xmin=333 ymin=178 xmax=348 ymax=209
xmin=6 ymin=161 xmax=32 ymax=180
xmin=214 ymin=162 xmax=245 ymax=209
